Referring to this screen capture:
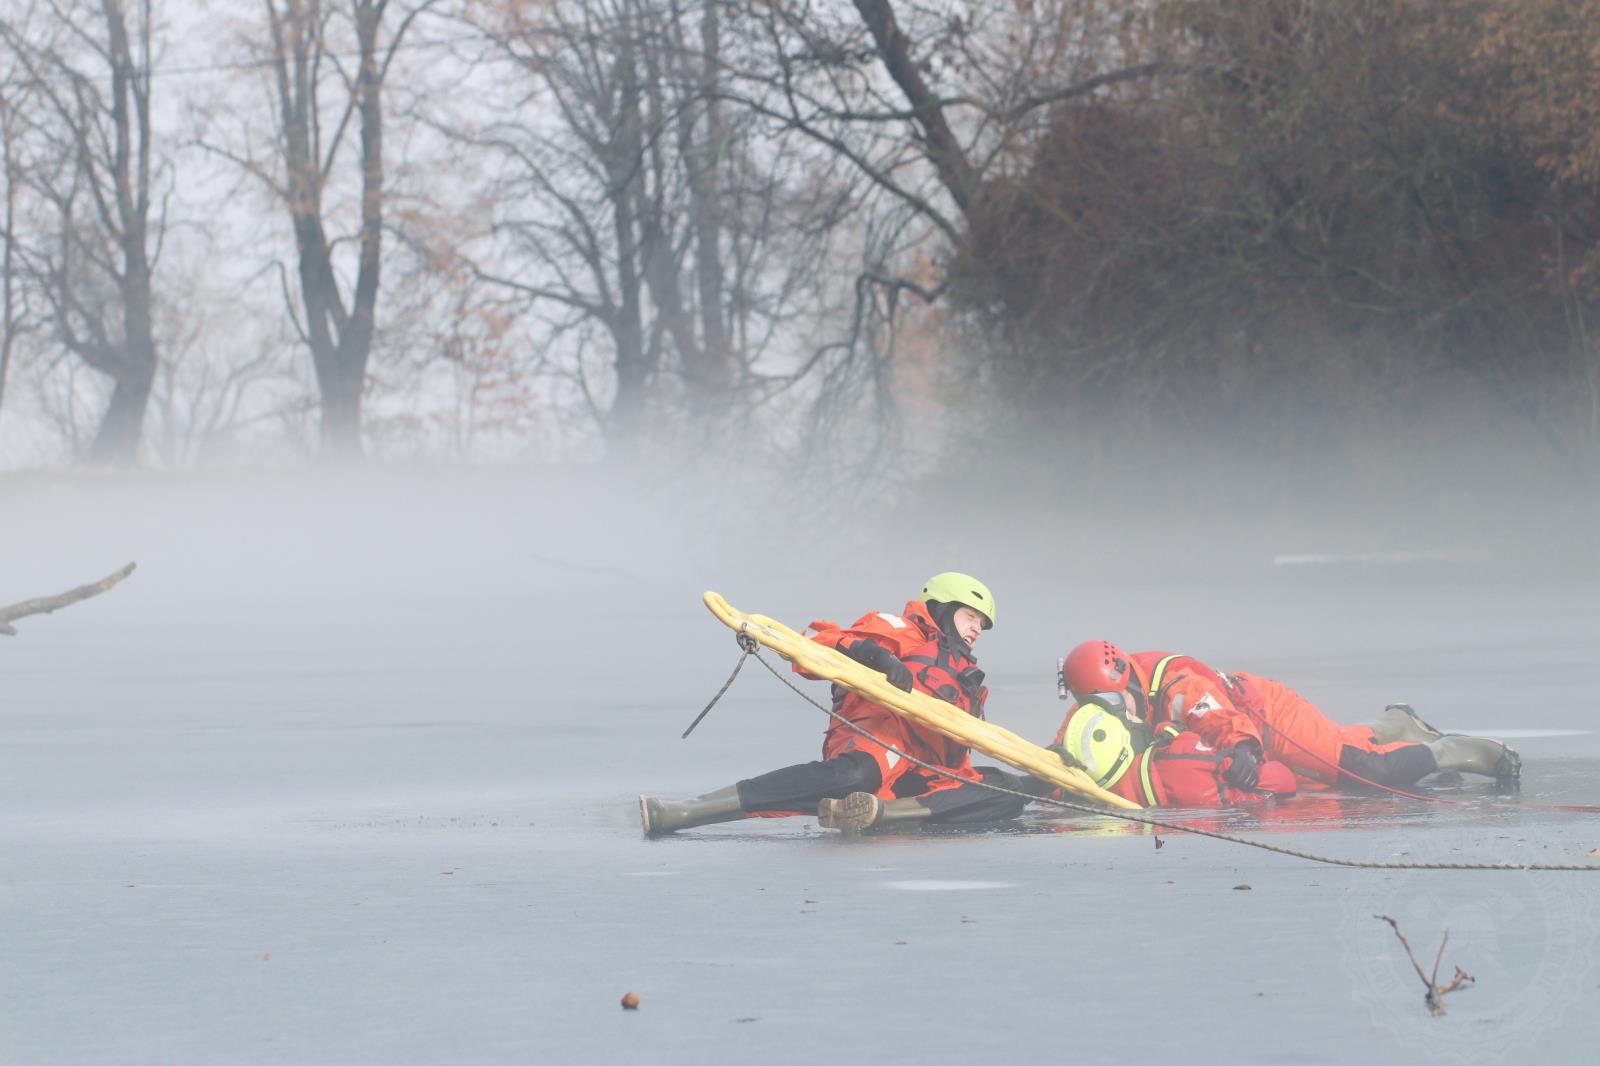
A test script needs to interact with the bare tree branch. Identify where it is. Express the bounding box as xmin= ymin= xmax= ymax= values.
xmin=0 ymin=562 xmax=135 ymax=636
xmin=1374 ymin=914 xmax=1476 ymax=1017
